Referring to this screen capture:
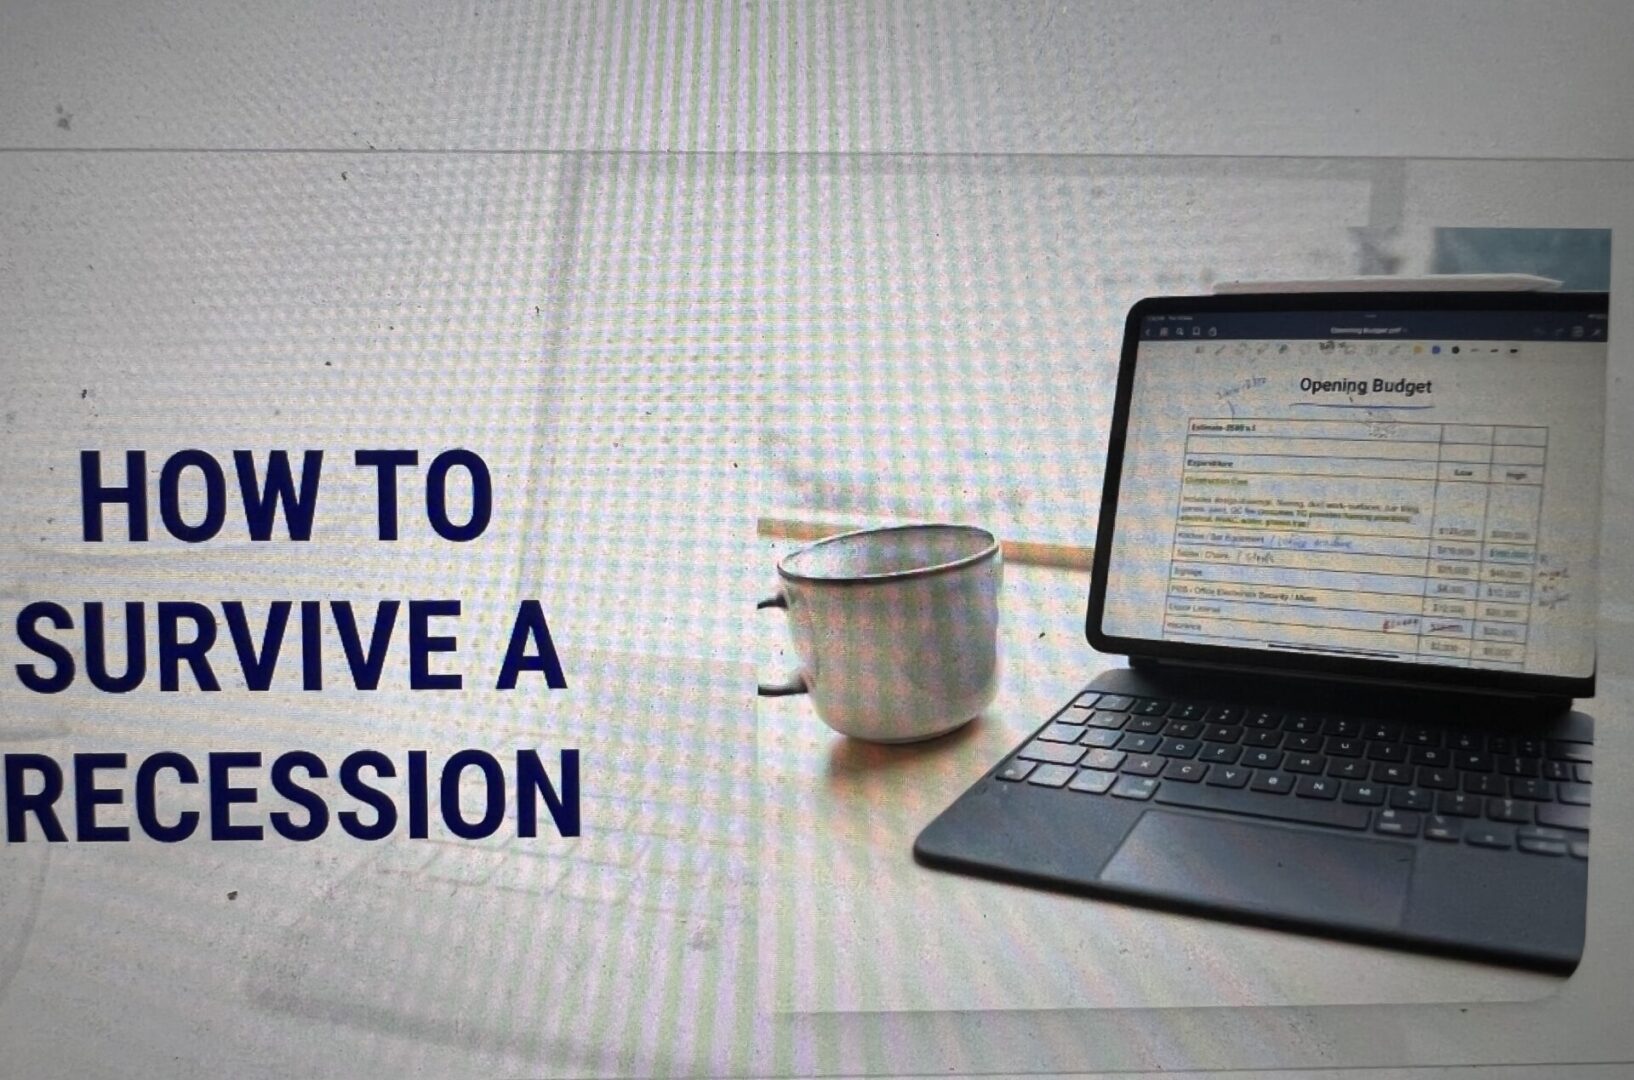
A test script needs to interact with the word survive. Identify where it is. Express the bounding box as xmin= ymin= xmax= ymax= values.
xmin=15 ymin=598 xmax=564 ymax=692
